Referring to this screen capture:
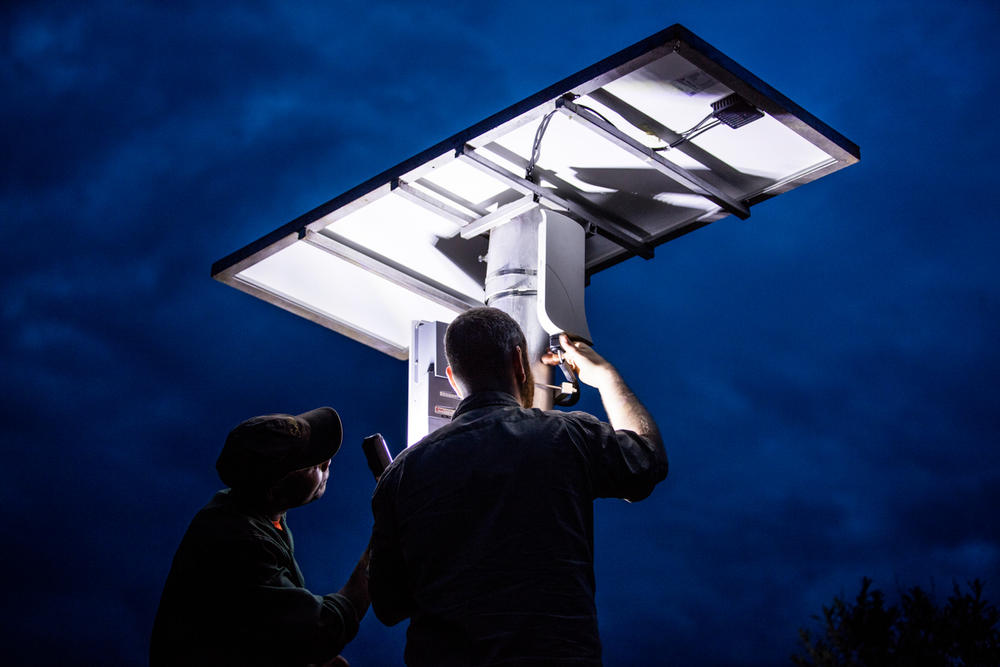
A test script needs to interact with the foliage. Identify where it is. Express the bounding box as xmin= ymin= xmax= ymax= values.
xmin=792 ymin=577 xmax=1000 ymax=666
